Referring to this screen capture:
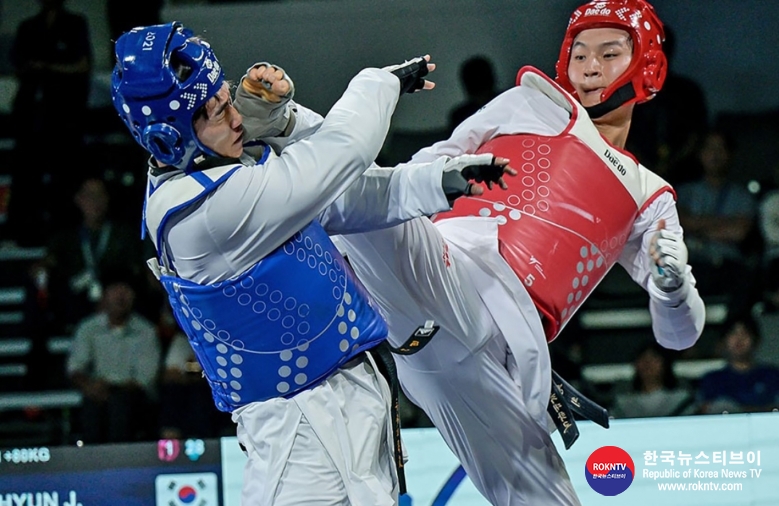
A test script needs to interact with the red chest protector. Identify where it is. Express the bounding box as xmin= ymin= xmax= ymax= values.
xmin=434 ymin=68 xmax=671 ymax=341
